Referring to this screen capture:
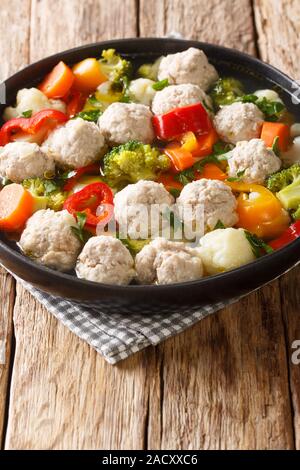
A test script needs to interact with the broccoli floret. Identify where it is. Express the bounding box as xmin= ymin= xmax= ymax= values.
xmin=120 ymin=238 xmax=150 ymax=256
xmin=210 ymin=77 xmax=244 ymax=108
xmin=137 ymin=57 xmax=162 ymax=81
xmin=267 ymin=164 xmax=300 ymax=217
xmin=23 ymin=177 xmax=67 ymax=211
xmin=102 ymin=141 xmax=171 ymax=189
xmin=99 ymin=49 xmax=132 ymax=92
